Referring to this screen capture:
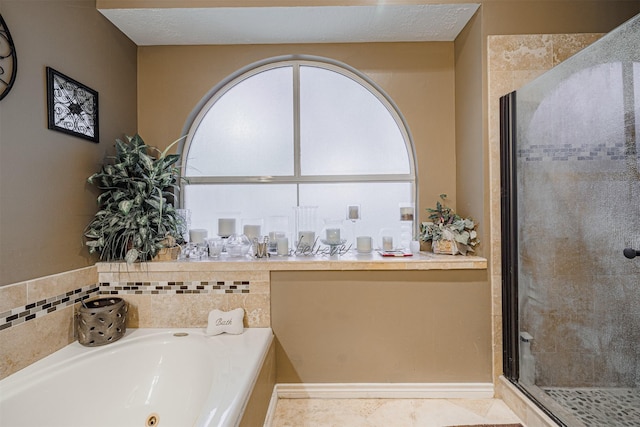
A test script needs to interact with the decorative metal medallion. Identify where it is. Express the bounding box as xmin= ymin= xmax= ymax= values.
xmin=46 ymin=67 xmax=99 ymax=142
xmin=0 ymin=14 xmax=18 ymax=101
